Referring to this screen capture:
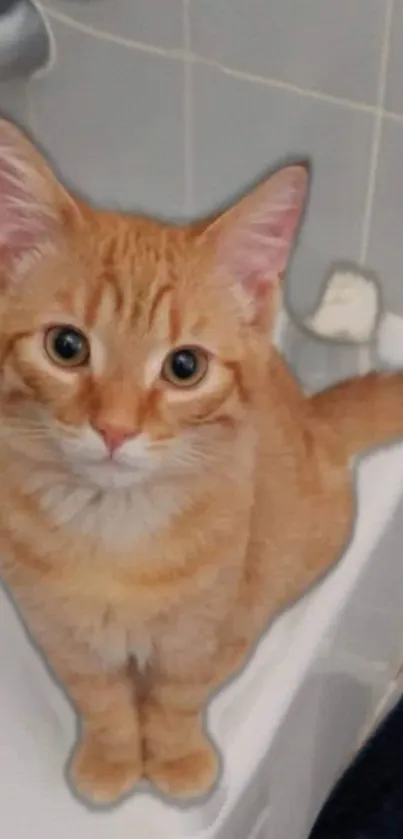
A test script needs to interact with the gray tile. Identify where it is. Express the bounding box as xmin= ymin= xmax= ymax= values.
xmin=191 ymin=64 xmax=374 ymax=319
xmin=367 ymin=119 xmax=403 ymax=314
xmin=385 ymin=3 xmax=403 ymax=114
xmin=280 ymin=318 xmax=360 ymax=393
xmin=190 ymin=0 xmax=385 ymax=104
xmin=43 ymin=0 xmax=184 ymax=51
xmin=0 ymin=80 xmax=29 ymax=127
xmin=29 ymin=21 xmax=185 ymax=218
